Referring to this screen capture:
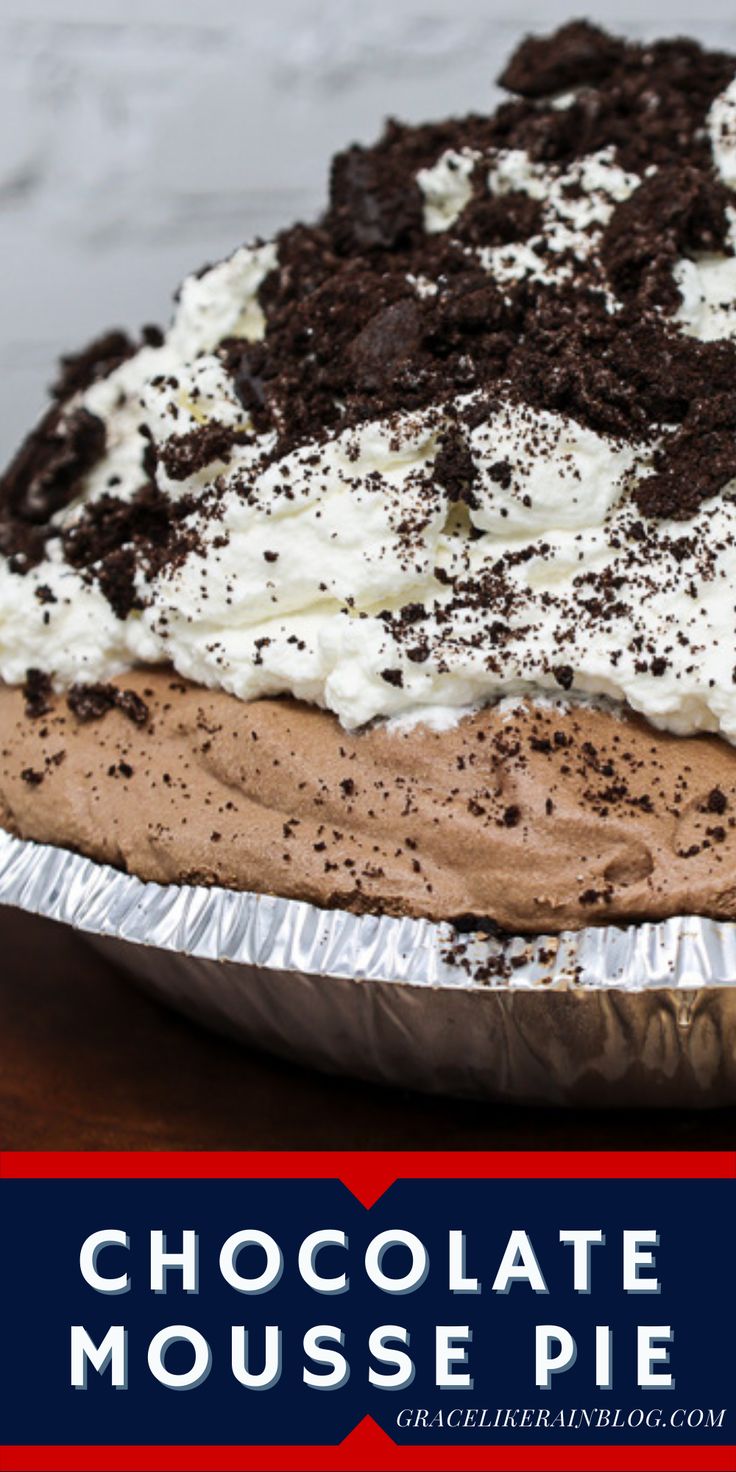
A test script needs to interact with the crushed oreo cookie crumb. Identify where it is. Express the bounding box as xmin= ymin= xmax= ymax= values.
xmin=67 ymin=683 xmax=150 ymax=726
xmin=23 ymin=668 xmax=53 ymax=719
